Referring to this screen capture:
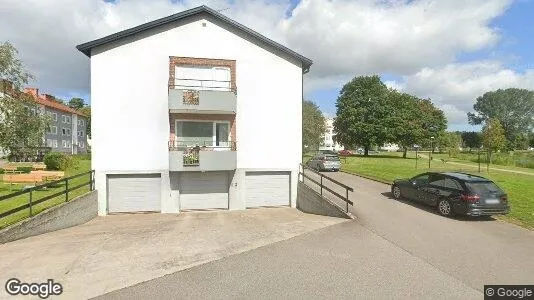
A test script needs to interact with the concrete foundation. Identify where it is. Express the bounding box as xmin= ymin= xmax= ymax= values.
xmin=0 ymin=190 xmax=97 ymax=244
xmin=296 ymin=182 xmax=353 ymax=219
